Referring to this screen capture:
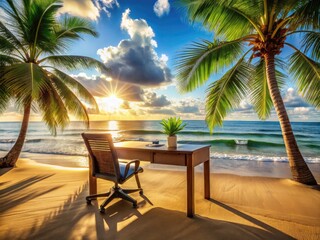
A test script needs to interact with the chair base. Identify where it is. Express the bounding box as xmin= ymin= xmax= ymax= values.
xmin=86 ymin=186 xmax=143 ymax=213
